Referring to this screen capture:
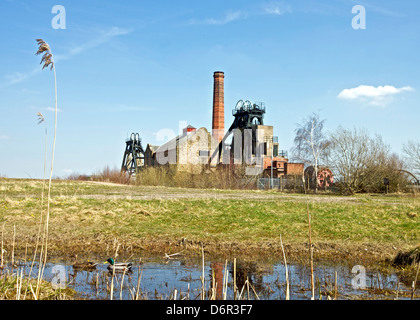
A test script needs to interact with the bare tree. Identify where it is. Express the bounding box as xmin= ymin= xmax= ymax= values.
xmin=327 ymin=126 xmax=407 ymax=194
xmin=403 ymin=139 xmax=420 ymax=176
xmin=291 ymin=112 xmax=330 ymax=192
